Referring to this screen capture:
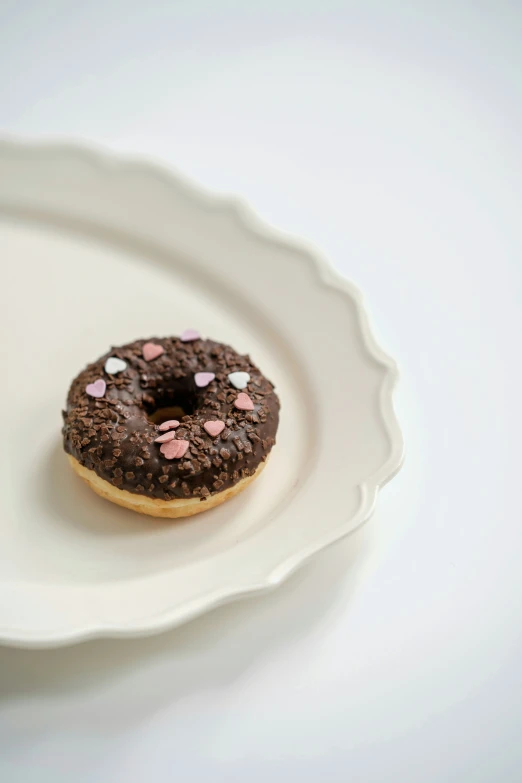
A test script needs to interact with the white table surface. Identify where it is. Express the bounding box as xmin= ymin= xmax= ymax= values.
xmin=1 ymin=2 xmax=521 ymax=781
